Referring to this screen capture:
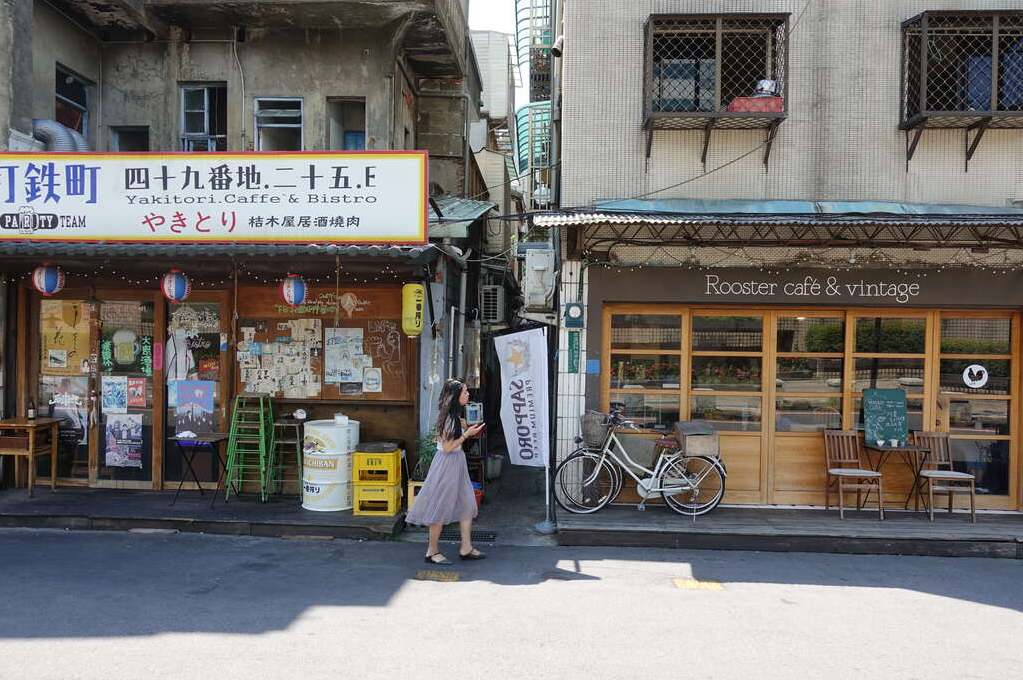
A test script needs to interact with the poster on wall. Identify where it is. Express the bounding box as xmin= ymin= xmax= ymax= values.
xmin=167 ymin=303 xmax=221 ymax=381
xmin=40 ymin=301 xmax=91 ymax=376
xmin=40 ymin=375 xmax=89 ymax=446
xmin=105 ymin=413 xmax=143 ymax=468
xmin=100 ymin=302 xmax=153 ymax=376
xmin=324 ymin=327 xmax=364 ymax=385
xmin=127 ymin=377 xmax=147 ymax=408
xmin=101 ymin=375 xmax=128 ymax=414
xmin=175 ymin=380 xmax=215 ymax=433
